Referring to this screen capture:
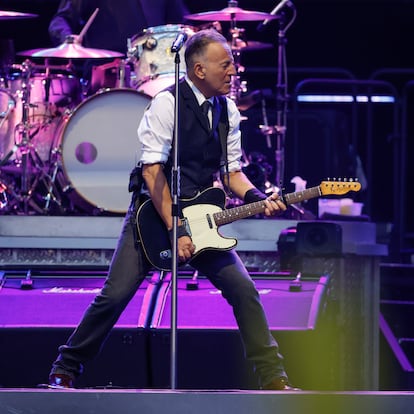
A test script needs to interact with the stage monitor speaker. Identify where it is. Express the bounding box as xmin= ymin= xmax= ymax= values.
xmin=0 ymin=275 xmax=160 ymax=388
xmin=295 ymin=221 xmax=343 ymax=256
xmin=147 ymin=274 xmax=331 ymax=390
